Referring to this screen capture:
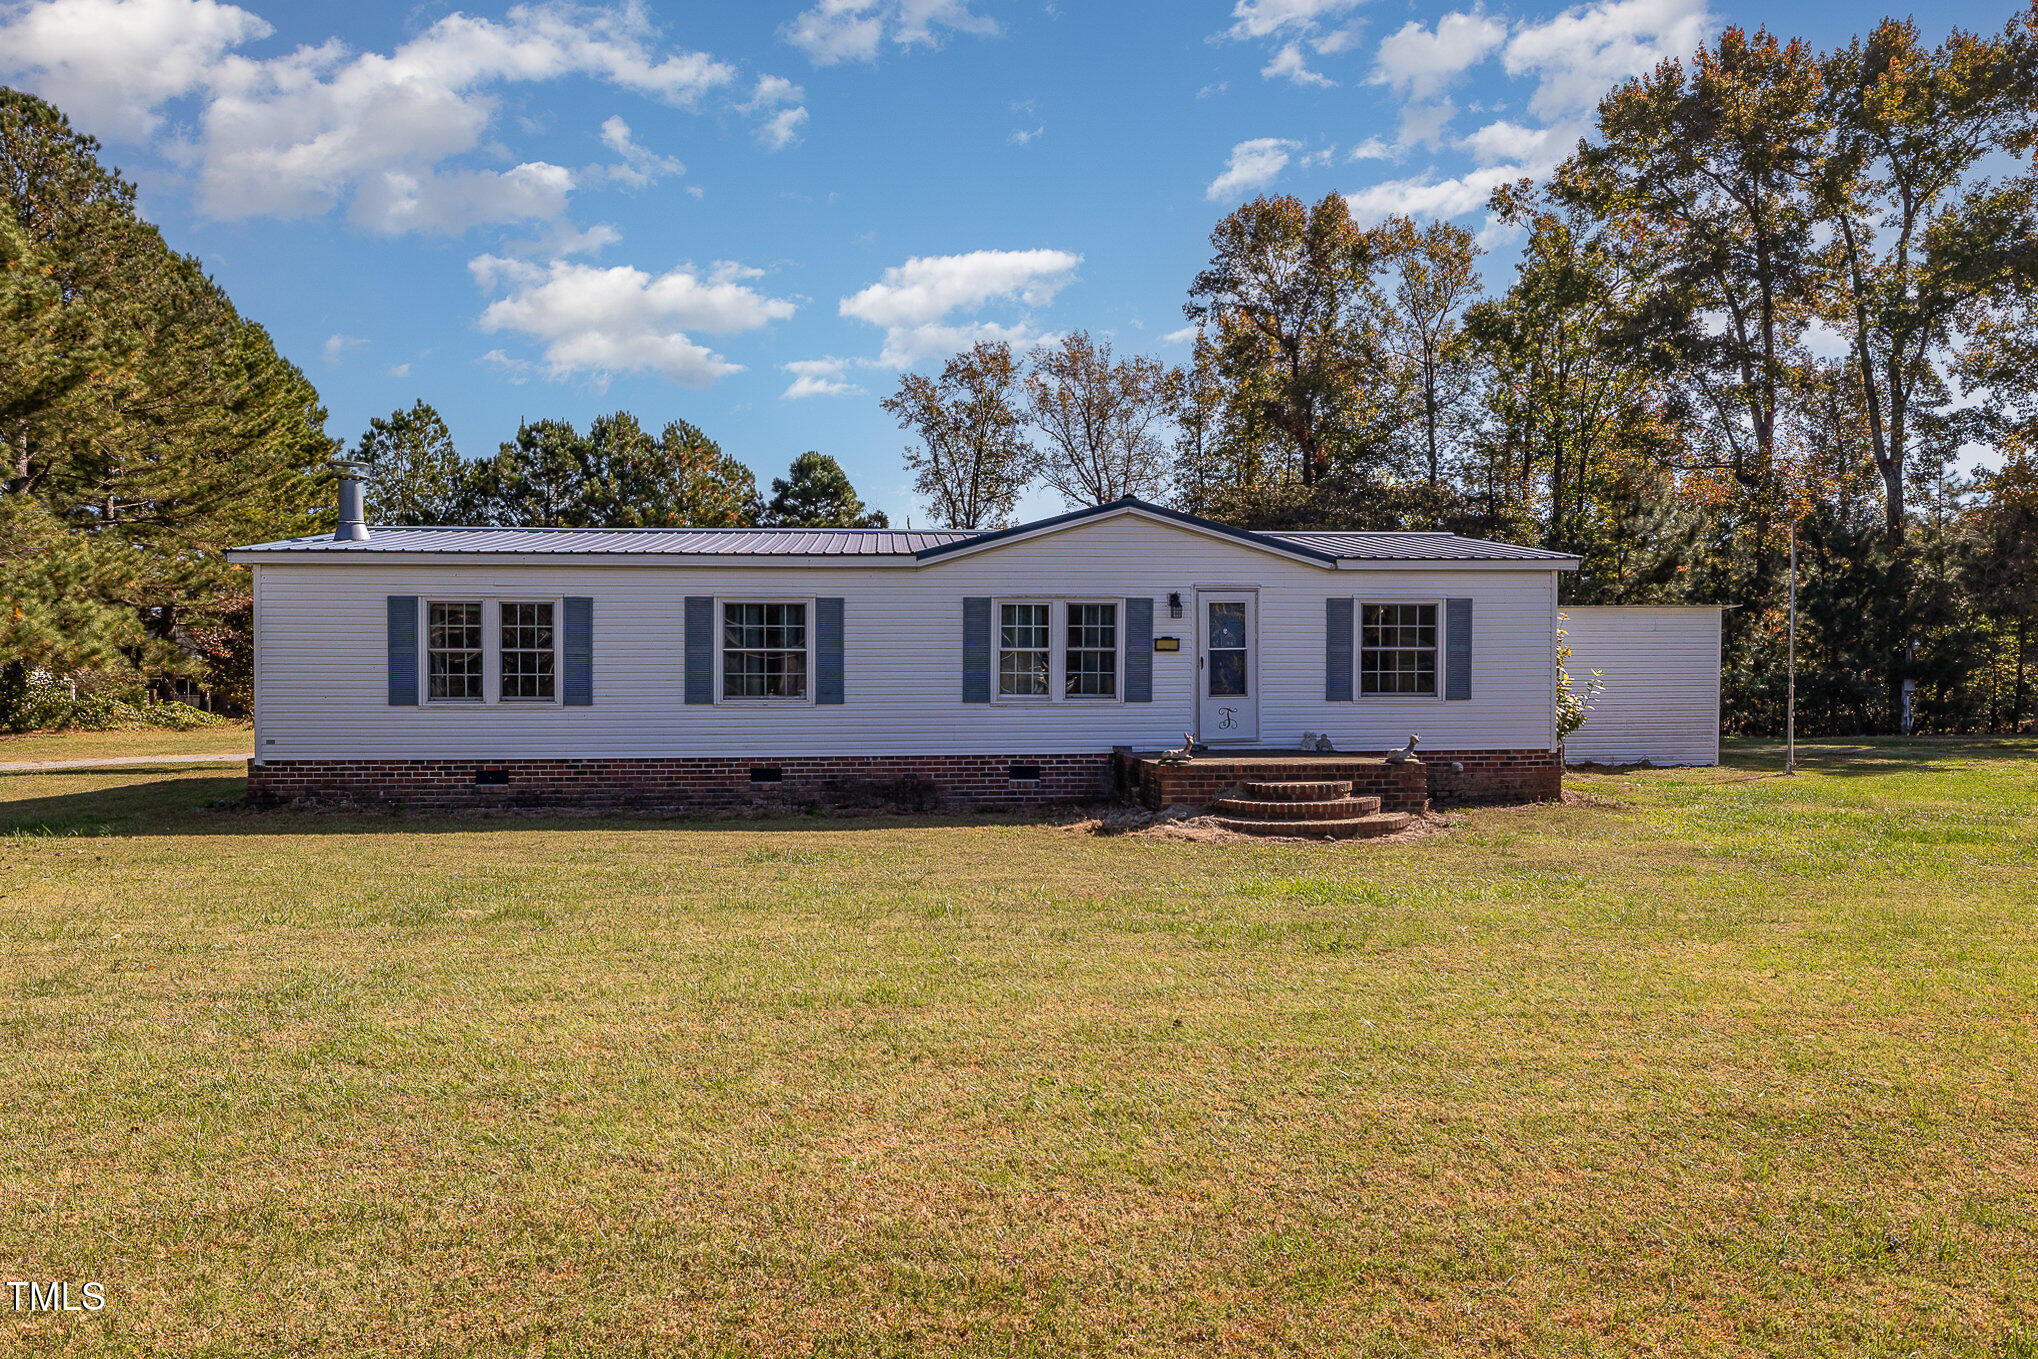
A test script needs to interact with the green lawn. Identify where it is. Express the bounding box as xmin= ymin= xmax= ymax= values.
xmin=0 ymin=723 xmax=251 ymax=765
xmin=2 ymin=740 xmax=2035 ymax=1356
